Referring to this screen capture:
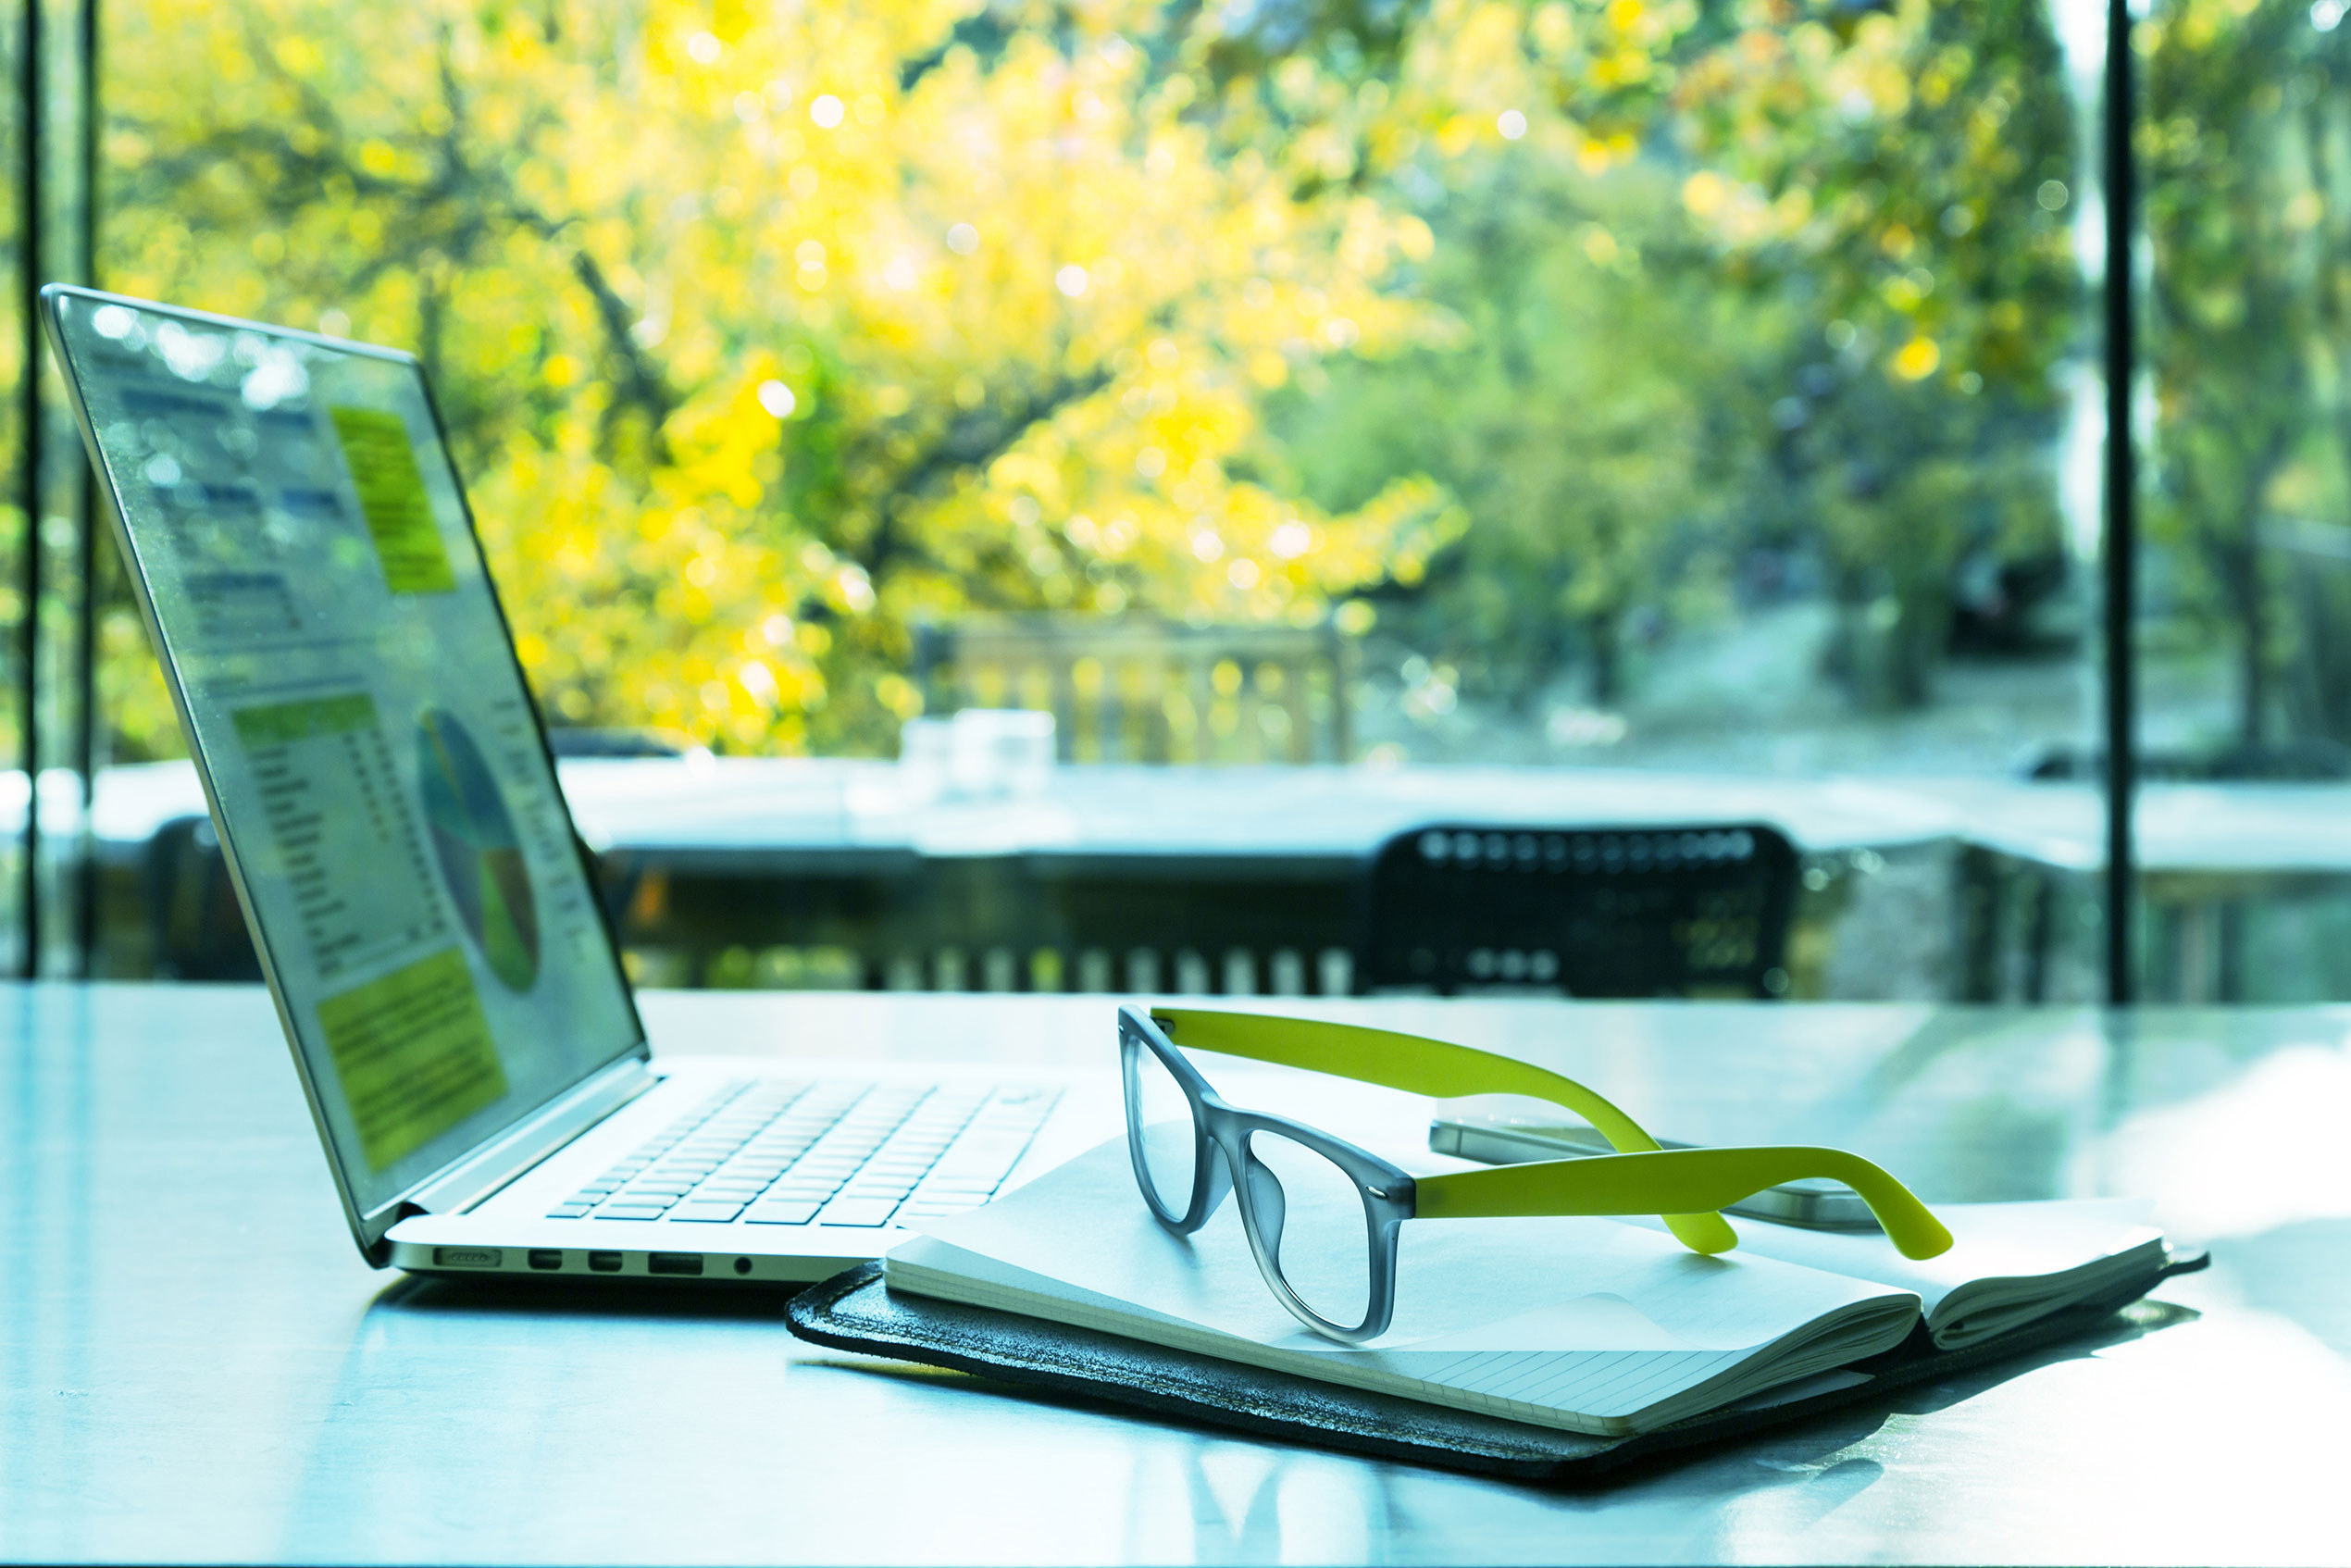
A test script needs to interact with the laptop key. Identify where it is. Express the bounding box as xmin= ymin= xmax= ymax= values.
xmin=744 ymin=1200 xmax=821 ymax=1225
xmin=819 ymin=1198 xmax=903 ymax=1227
xmin=544 ymin=1203 xmax=592 ymax=1218
xmin=595 ymin=1205 xmax=666 ymax=1220
xmin=845 ymin=1180 xmax=917 ymax=1201
xmin=670 ymin=1201 xmax=748 ymax=1223
xmin=915 ymin=1189 xmax=996 ymax=1208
